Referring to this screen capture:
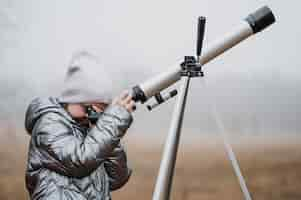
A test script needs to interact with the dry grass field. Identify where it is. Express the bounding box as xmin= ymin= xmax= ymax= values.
xmin=0 ymin=124 xmax=301 ymax=200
